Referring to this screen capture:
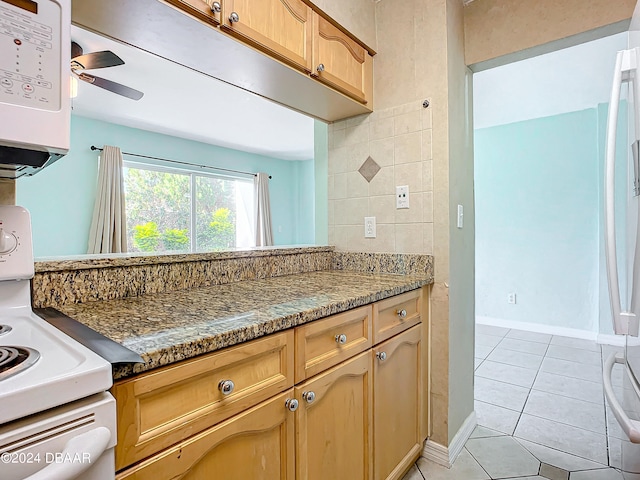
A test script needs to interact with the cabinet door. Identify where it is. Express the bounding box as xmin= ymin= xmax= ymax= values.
xmin=311 ymin=13 xmax=373 ymax=106
xmin=116 ymin=390 xmax=296 ymax=480
xmin=164 ymin=0 xmax=221 ymax=26
xmin=373 ymin=325 xmax=422 ymax=480
xmin=221 ymin=0 xmax=313 ymax=72
xmin=295 ymin=351 xmax=373 ymax=480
